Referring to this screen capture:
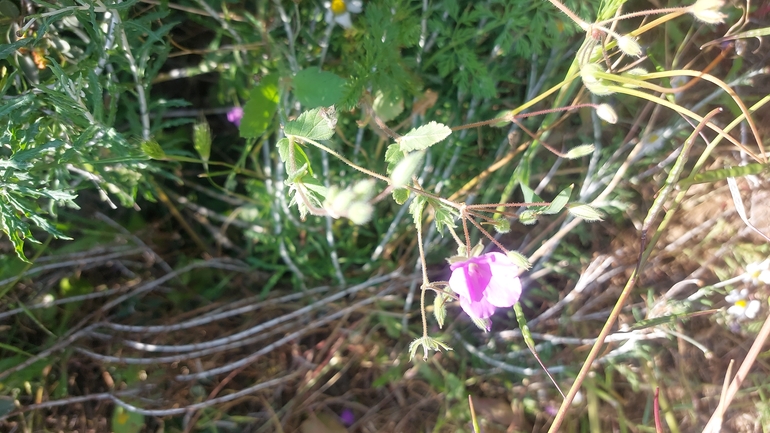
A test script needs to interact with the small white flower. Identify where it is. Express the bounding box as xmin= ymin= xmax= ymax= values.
xmin=324 ymin=0 xmax=363 ymax=29
xmin=726 ymin=289 xmax=761 ymax=320
xmin=744 ymin=259 xmax=770 ymax=286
